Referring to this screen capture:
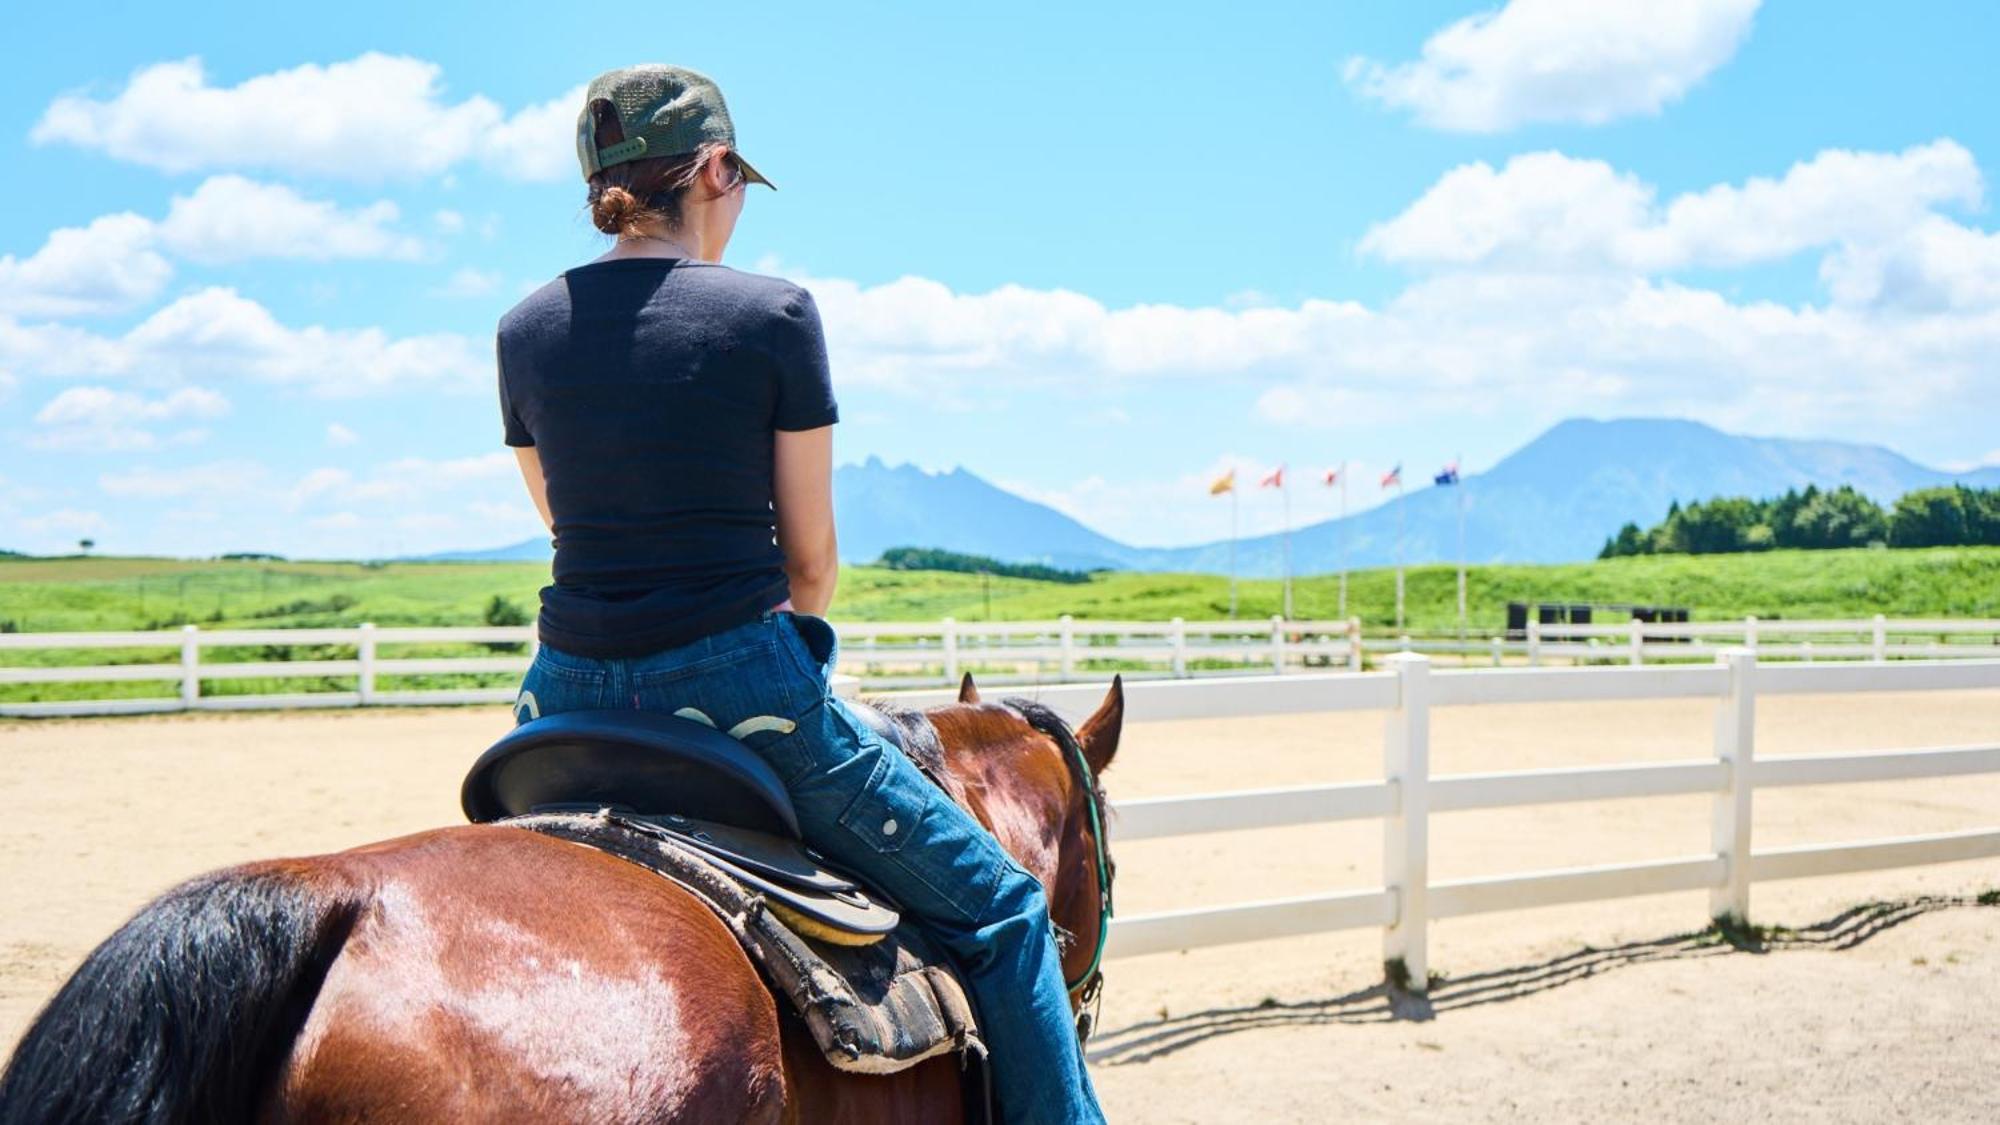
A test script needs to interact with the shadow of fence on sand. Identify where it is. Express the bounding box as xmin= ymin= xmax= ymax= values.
xmin=1086 ymin=893 xmax=1991 ymax=1067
